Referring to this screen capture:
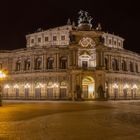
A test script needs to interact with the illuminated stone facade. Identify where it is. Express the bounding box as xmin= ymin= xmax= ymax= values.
xmin=0 ymin=11 xmax=140 ymax=100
